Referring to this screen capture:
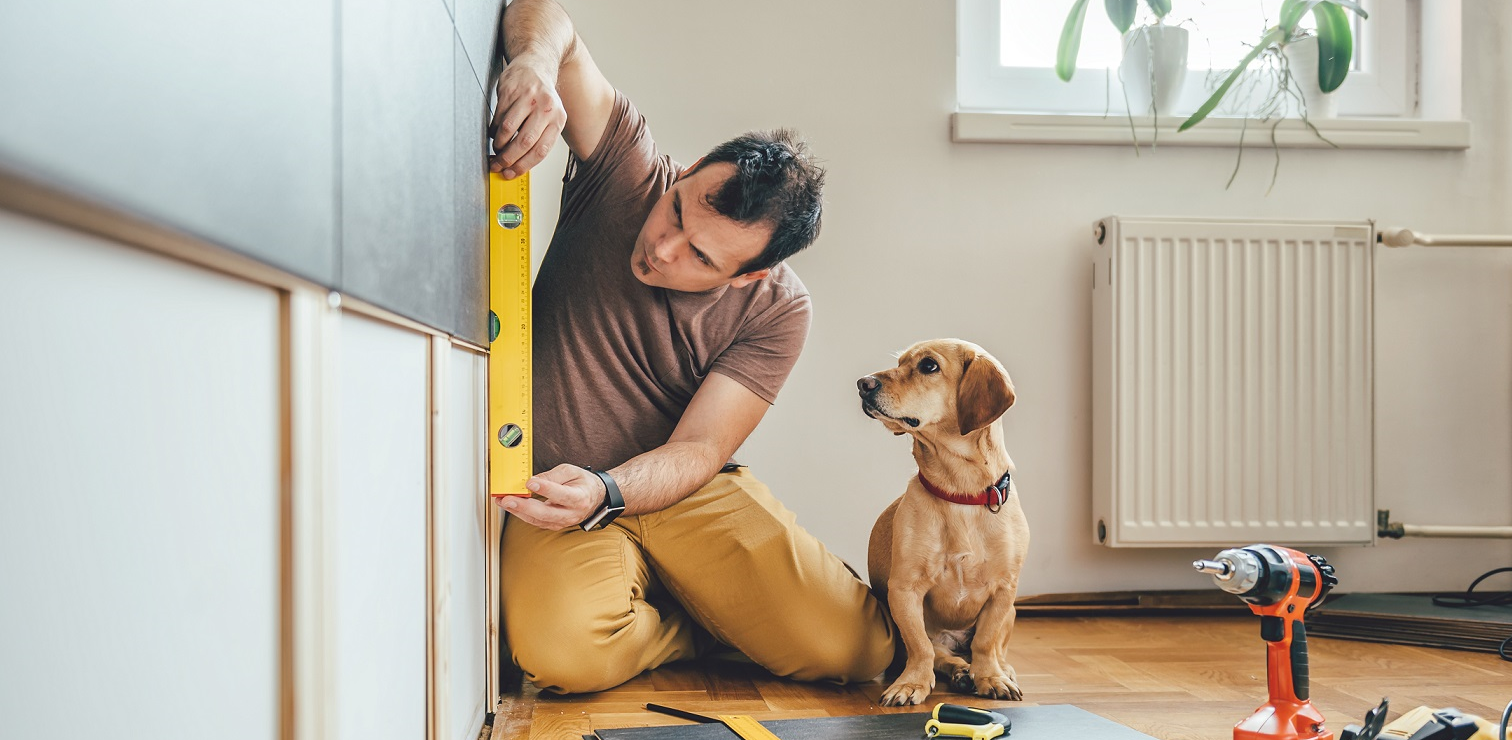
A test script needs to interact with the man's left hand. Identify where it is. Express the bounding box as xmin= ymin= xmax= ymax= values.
xmin=495 ymin=463 xmax=607 ymax=531
xmin=489 ymin=56 xmax=566 ymax=179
